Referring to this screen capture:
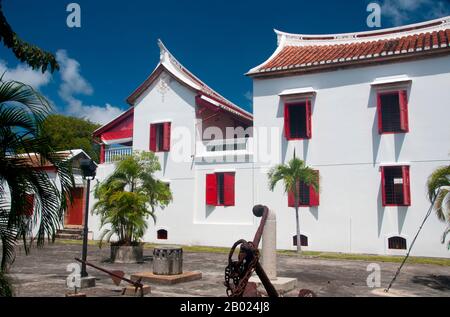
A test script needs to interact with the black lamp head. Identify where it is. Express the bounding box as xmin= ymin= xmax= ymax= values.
xmin=80 ymin=159 xmax=97 ymax=178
